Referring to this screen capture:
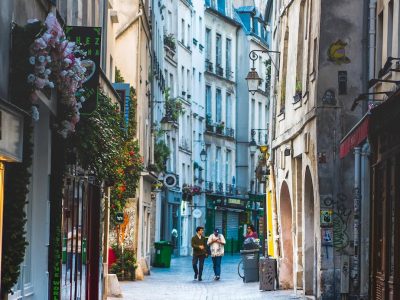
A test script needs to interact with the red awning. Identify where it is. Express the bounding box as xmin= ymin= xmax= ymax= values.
xmin=339 ymin=114 xmax=369 ymax=159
